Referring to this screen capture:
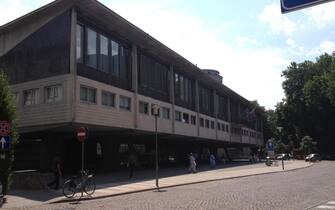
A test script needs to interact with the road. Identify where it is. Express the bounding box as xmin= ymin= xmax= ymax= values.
xmin=6 ymin=161 xmax=335 ymax=210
